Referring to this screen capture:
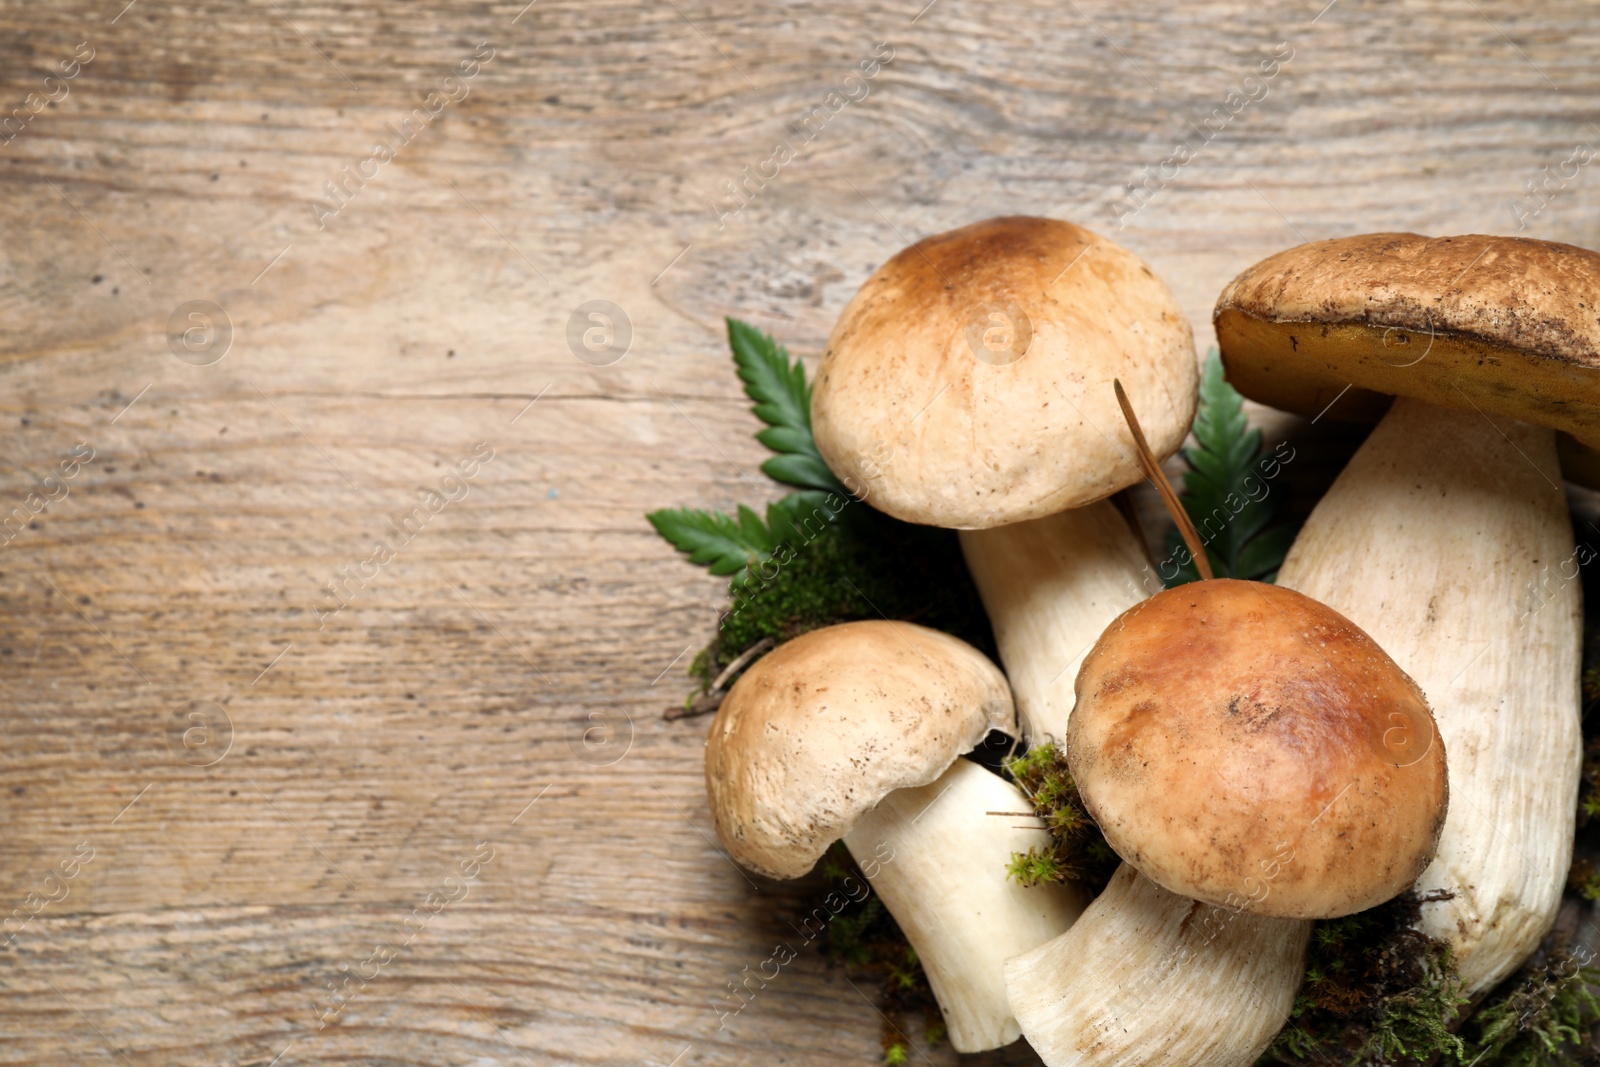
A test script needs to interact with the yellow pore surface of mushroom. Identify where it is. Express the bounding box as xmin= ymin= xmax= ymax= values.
xmin=1214 ymin=232 xmax=1600 ymax=451
xmin=1067 ymin=579 xmax=1448 ymax=920
xmin=704 ymin=620 xmax=1014 ymax=881
xmin=811 ymin=216 xmax=1197 ymax=529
